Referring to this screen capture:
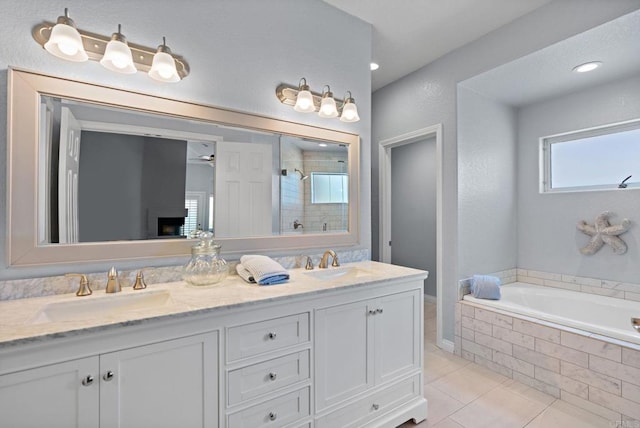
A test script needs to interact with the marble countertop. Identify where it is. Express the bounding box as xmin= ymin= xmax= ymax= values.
xmin=0 ymin=261 xmax=427 ymax=348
